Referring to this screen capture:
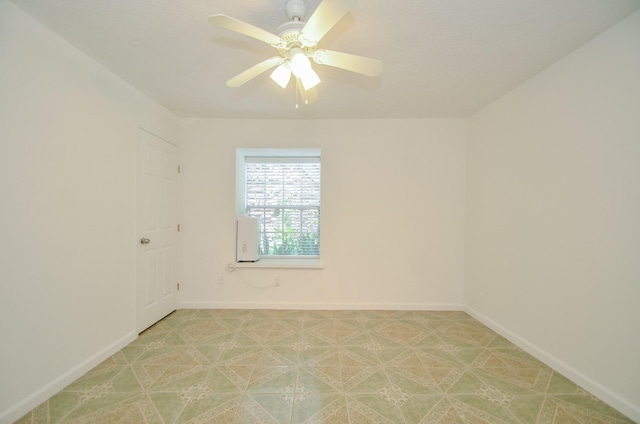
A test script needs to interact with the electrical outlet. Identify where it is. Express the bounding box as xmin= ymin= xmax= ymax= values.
xmin=218 ymin=275 xmax=225 ymax=285
xmin=275 ymin=277 xmax=281 ymax=287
